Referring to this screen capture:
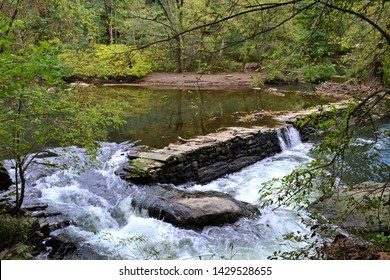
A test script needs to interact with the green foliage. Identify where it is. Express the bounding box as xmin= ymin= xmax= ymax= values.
xmin=0 ymin=214 xmax=33 ymax=253
xmin=368 ymin=232 xmax=390 ymax=249
xmin=0 ymin=38 xmax=129 ymax=157
xmin=59 ymin=44 xmax=152 ymax=78
xmin=259 ymin=105 xmax=358 ymax=211
xmin=259 ymin=88 xmax=389 ymax=259
xmin=0 ymin=12 xmax=129 ymax=212
xmin=2 ymin=0 xmax=389 ymax=82
xmin=51 ymin=89 xmax=129 ymax=150
xmin=258 ymin=159 xmax=335 ymax=211
xmin=99 ymin=233 xmax=179 ymax=260
xmin=301 ymin=62 xmax=337 ymax=83
xmin=0 ymin=39 xmax=71 ymax=158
